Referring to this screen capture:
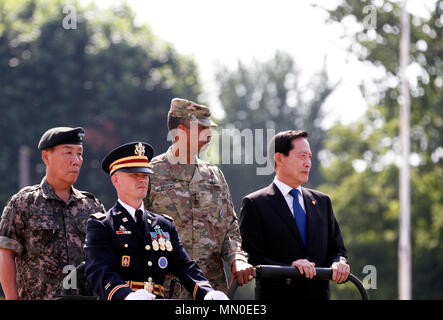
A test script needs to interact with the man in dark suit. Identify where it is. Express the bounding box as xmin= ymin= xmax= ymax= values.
xmin=239 ymin=130 xmax=349 ymax=300
xmin=84 ymin=142 xmax=227 ymax=300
